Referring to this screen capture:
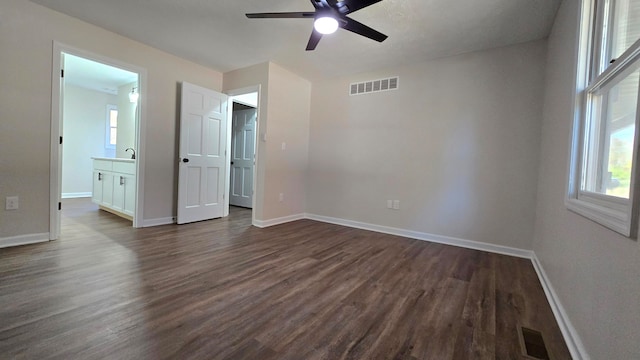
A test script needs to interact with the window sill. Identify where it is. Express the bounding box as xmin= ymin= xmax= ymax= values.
xmin=565 ymin=197 xmax=632 ymax=237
